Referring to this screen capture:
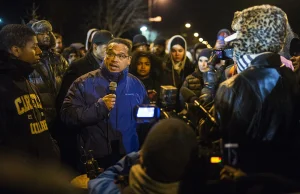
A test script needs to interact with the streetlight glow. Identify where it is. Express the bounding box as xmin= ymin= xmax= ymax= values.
xmin=185 ymin=23 xmax=191 ymax=28
xmin=149 ymin=16 xmax=162 ymax=22
xmin=199 ymin=38 xmax=204 ymax=42
xmin=140 ymin=26 xmax=148 ymax=32
xmin=194 ymin=32 xmax=199 ymax=37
